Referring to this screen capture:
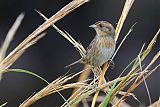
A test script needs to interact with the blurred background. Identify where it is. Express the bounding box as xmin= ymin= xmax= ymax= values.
xmin=0 ymin=0 xmax=159 ymax=107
